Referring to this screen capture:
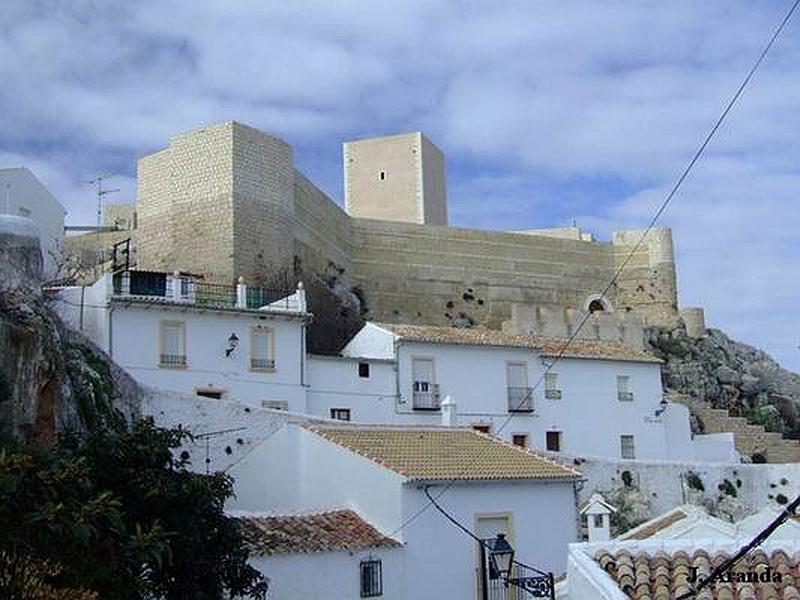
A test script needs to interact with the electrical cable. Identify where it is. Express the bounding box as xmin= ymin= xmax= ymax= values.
xmin=385 ymin=0 xmax=800 ymax=543
xmin=676 ymin=494 xmax=800 ymax=599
